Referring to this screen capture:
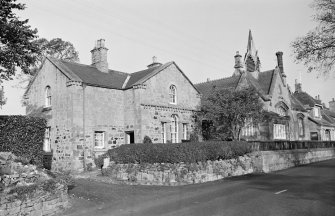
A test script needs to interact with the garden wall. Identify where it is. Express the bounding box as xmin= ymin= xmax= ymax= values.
xmin=102 ymin=154 xmax=256 ymax=186
xmin=0 ymin=184 xmax=68 ymax=216
xmin=102 ymin=147 xmax=335 ymax=185
xmin=259 ymin=148 xmax=335 ymax=173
